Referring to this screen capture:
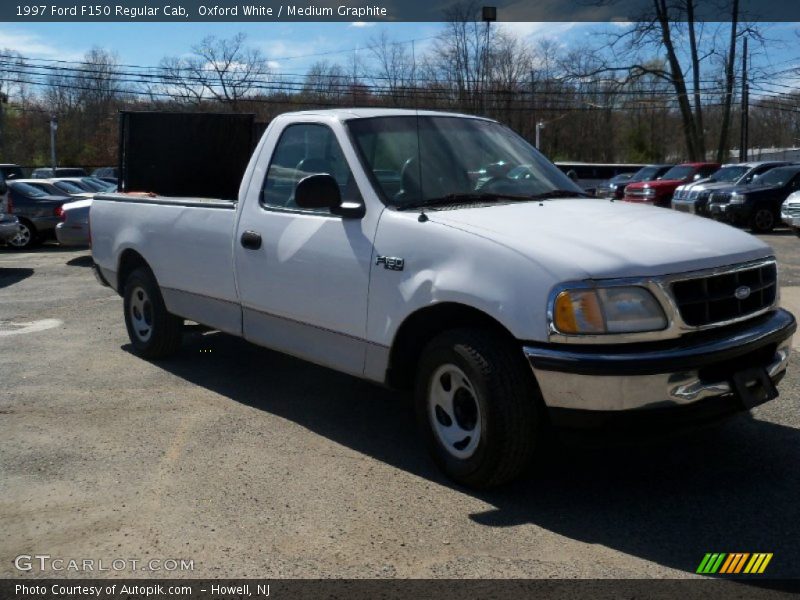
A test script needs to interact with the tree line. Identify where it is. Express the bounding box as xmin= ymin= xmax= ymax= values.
xmin=0 ymin=1 xmax=798 ymax=169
